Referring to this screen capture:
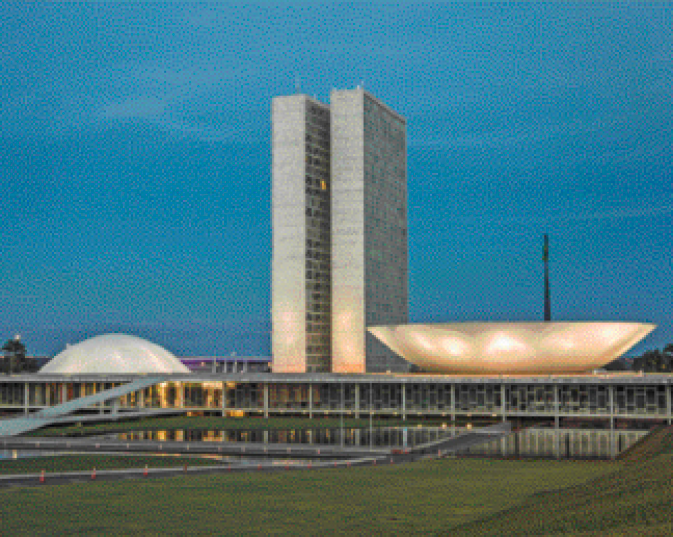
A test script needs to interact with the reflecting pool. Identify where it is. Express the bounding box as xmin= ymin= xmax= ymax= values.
xmin=104 ymin=425 xmax=652 ymax=459
xmin=107 ymin=426 xmax=454 ymax=449
xmin=456 ymin=427 xmax=650 ymax=459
